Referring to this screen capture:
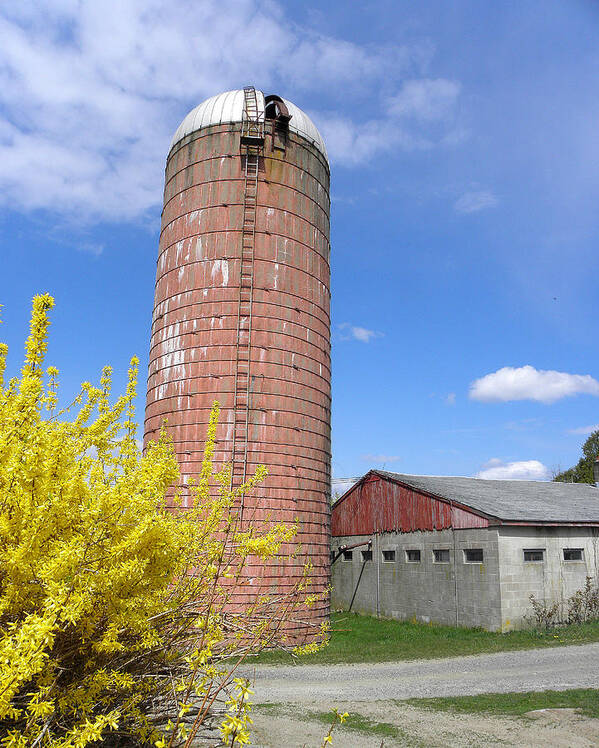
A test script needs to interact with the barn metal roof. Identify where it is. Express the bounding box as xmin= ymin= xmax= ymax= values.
xmin=375 ymin=471 xmax=599 ymax=524
xmin=170 ymin=89 xmax=328 ymax=161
